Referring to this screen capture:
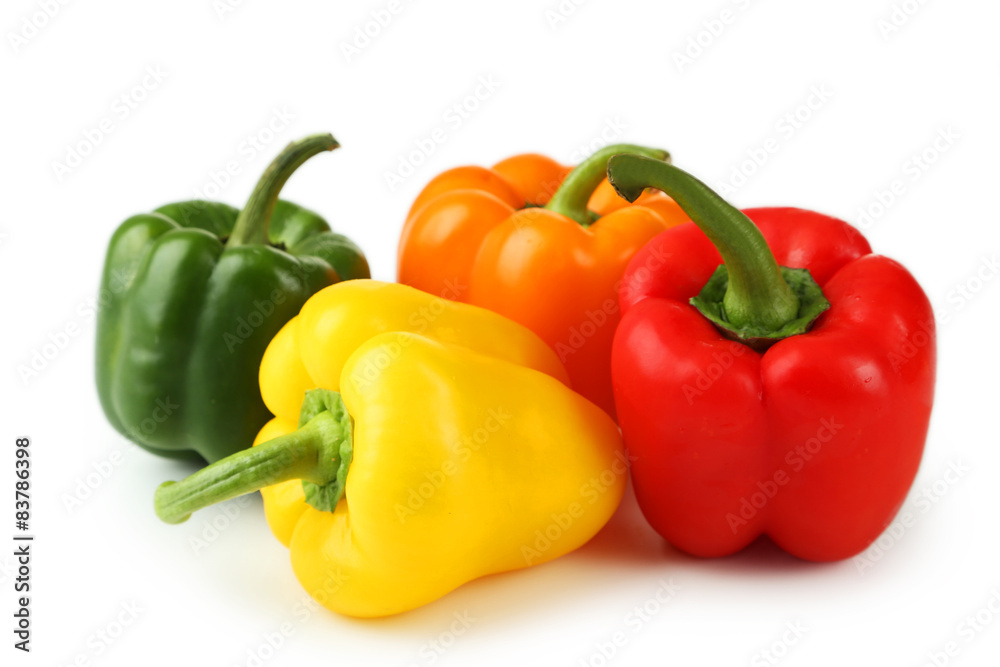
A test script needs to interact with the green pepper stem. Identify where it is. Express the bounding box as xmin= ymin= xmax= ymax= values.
xmin=606 ymin=155 xmax=800 ymax=332
xmin=154 ymin=412 xmax=342 ymax=524
xmin=545 ymin=144 xmax=670 ymax=226
xmin=227 ymin=133 xmax=339 ymax=247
